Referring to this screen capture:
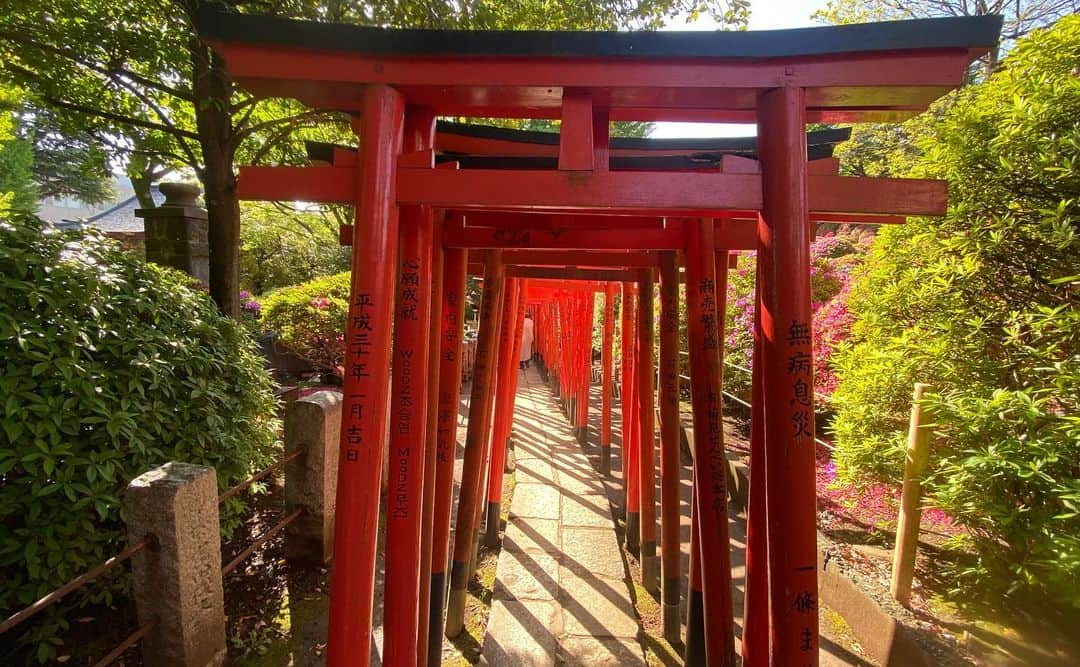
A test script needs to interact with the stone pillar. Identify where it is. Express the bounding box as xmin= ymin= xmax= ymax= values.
xmin=136 ymin=182 xmax=210 ymax=284
xmin=125 ymin=462 xmax=226 ymax=667
xmin=284 ymin=390 xmax=342 ymax=564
